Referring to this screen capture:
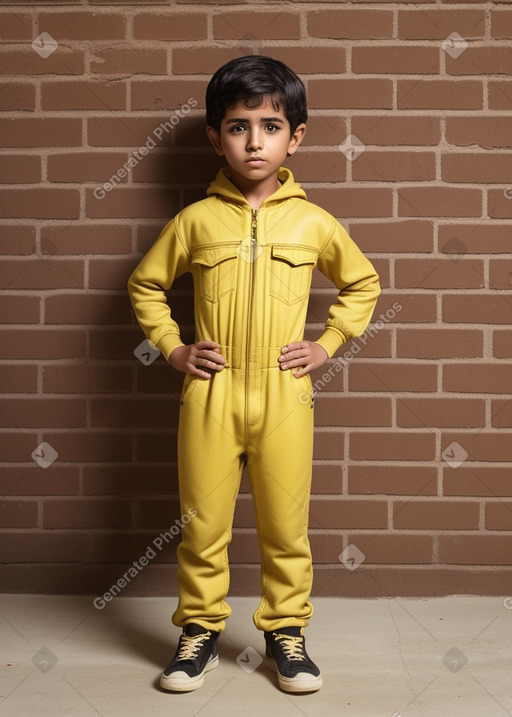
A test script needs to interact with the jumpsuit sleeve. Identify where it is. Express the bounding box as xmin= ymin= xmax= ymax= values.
xmin=127 ymin=217 xmax=191 ymax=362
xmin=314 ymin=217 xmax=381 ymax=358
